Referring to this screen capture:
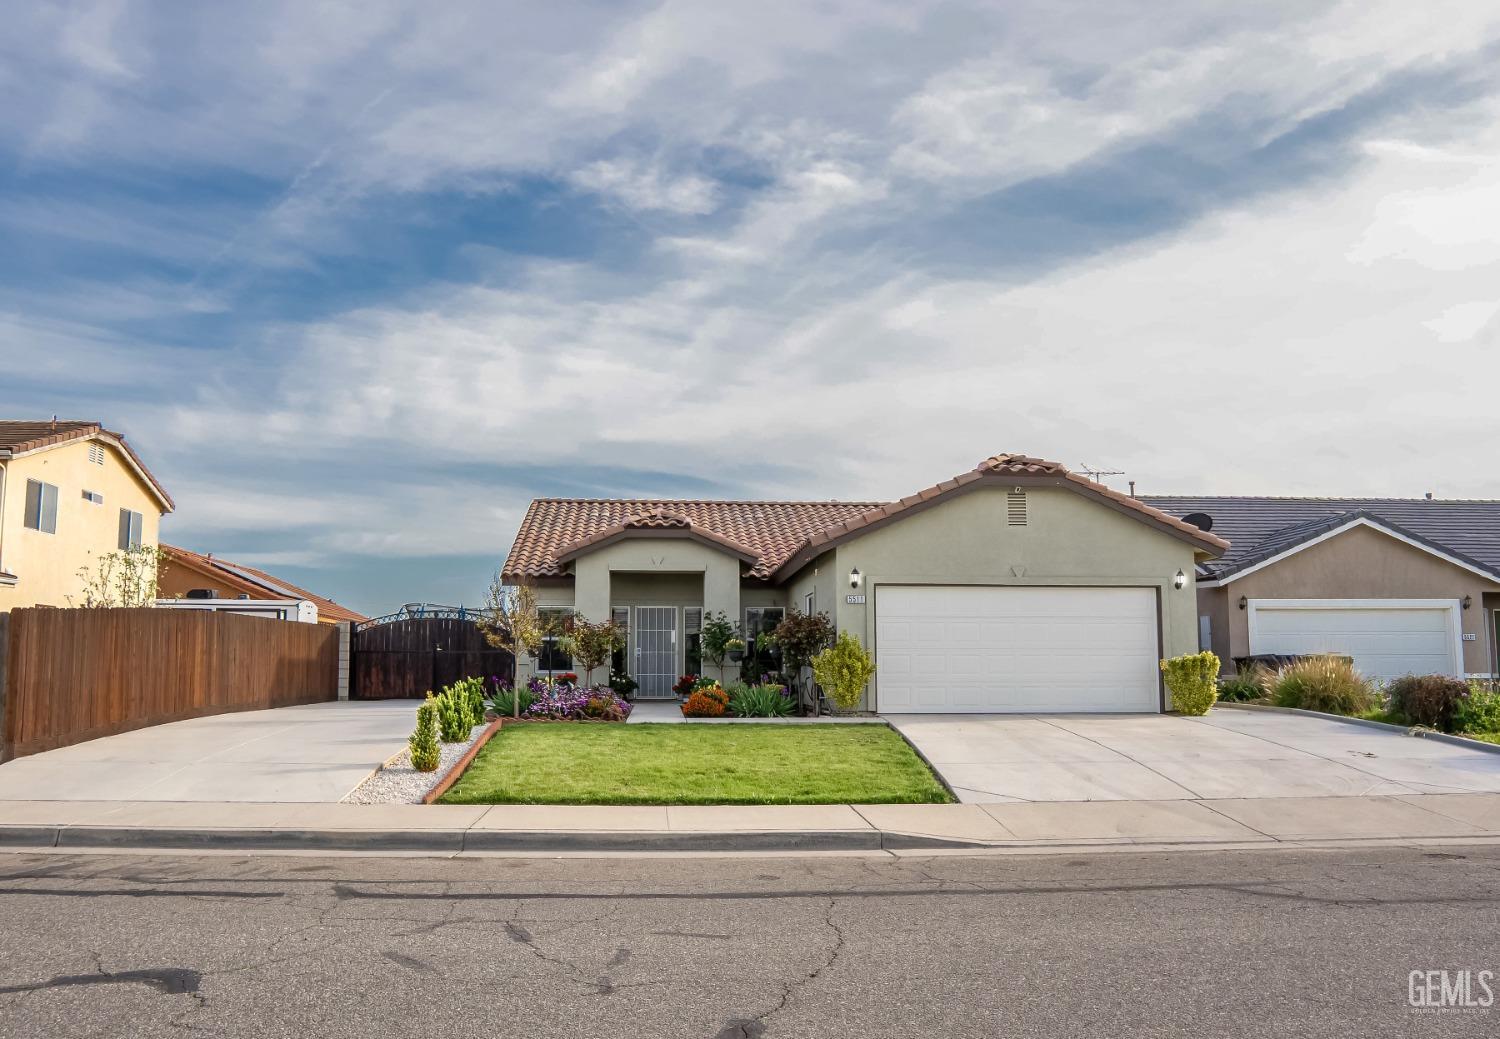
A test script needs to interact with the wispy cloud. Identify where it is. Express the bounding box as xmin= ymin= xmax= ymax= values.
xmin=6 ymin=0 xmax=1500 ymax=614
